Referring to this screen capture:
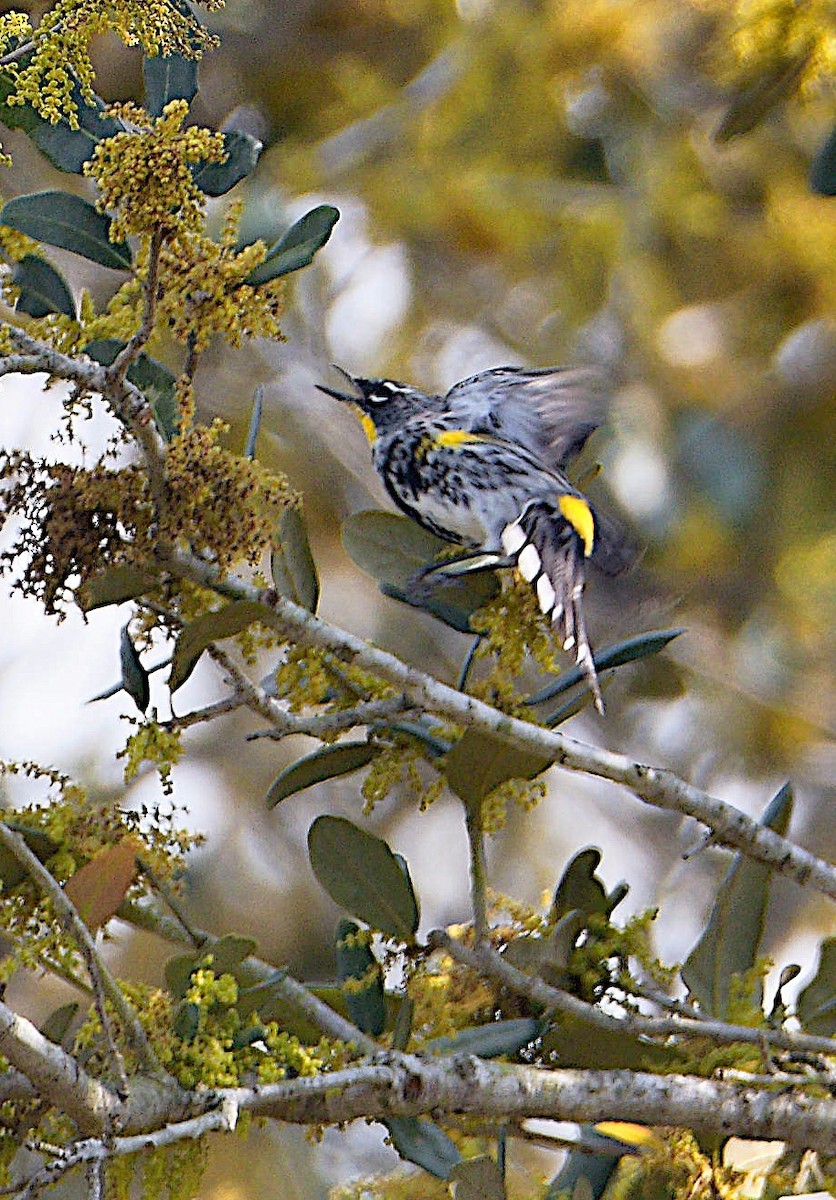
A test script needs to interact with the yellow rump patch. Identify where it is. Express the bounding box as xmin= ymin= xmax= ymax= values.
xmin=559 ymin=494 xmax=595 ymax=557
xmin=434 ymin=429 xmax=486 ymax=448
xmin=594 ymin=1122 xmax=662 ymax=1150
